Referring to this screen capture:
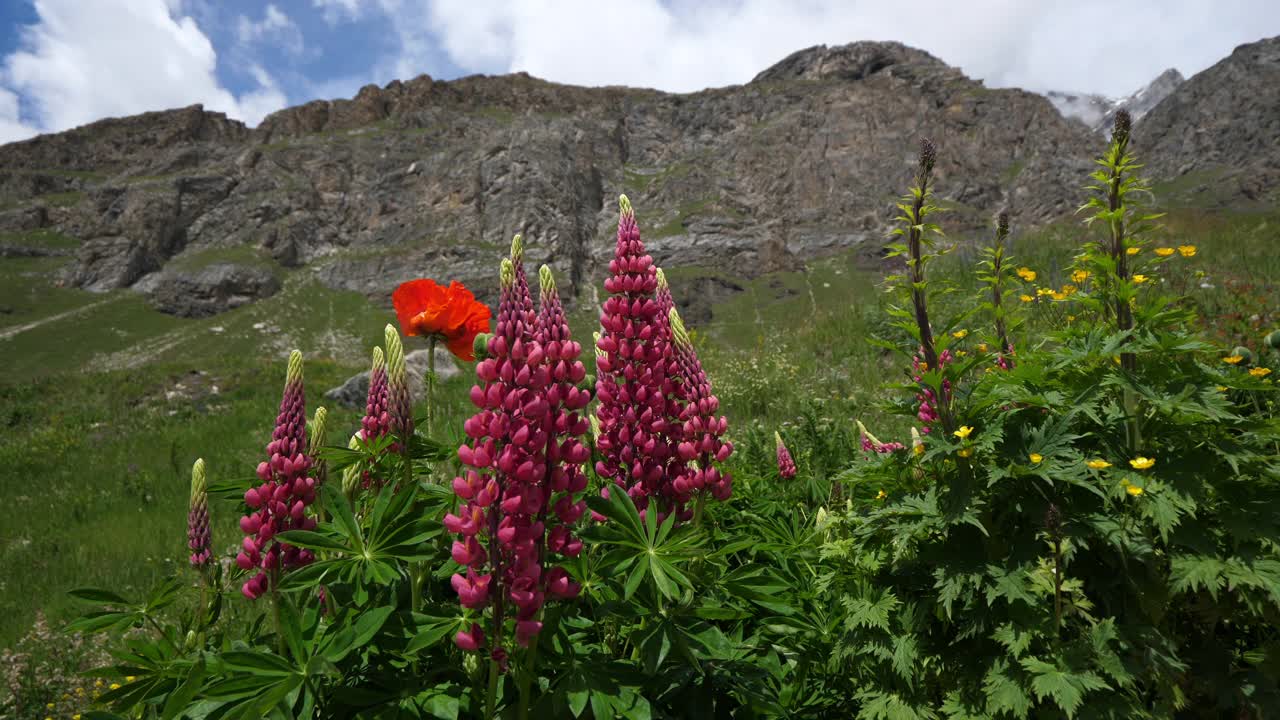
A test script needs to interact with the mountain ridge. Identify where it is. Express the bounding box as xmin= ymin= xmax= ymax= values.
xmin=0 ymin=36 xmax=1274 ymax=318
